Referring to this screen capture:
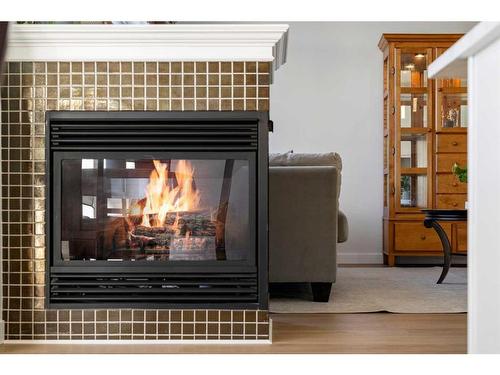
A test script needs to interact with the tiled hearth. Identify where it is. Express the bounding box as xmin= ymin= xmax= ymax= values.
xmin=0 ymin=60 xmax=270 ymax=341
xmin=10 ymin=309 xmax=269 ymax=340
